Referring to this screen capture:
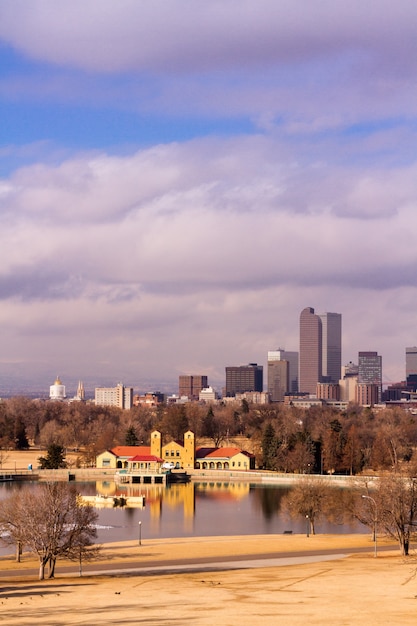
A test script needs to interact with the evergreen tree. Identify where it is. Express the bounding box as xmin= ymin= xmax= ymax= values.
xmin=262 ymin=423 xmax=278 ymax=470
xmin=38 ymin=443 xmax=67 ymax=469
xmin=124 ymin=425 xmax=139 ymax=446
xmin=14 ymin=415 xmax=29 ymax=450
